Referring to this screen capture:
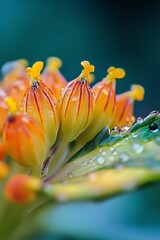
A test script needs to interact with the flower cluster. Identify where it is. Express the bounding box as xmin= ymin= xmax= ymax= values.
xmin=0 ymin=58 xmax=144 ymax=203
